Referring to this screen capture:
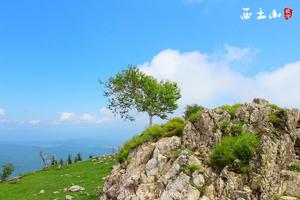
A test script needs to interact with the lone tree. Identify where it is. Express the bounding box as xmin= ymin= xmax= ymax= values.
xmin=0 ymin=164 xmax=14 ymax=182
xmin=103 ymin=66 xmax=181 ymax=127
